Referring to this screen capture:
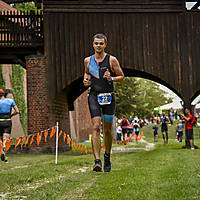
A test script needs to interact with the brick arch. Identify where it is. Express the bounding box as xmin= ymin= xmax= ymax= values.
xmin=67 ymin=76 xmax=86 ymax=111
xmin=46 ymin=10 xmax=200 ymax=109
xmin=67 ymin=68 xmax=183 ymax=110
